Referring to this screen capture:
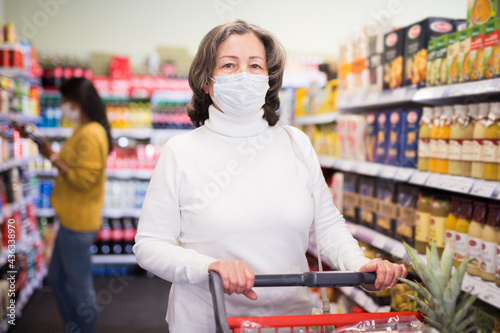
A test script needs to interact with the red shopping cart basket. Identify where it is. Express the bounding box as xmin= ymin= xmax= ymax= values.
xmin=209 ymin=271 xmax=423 ymax=333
